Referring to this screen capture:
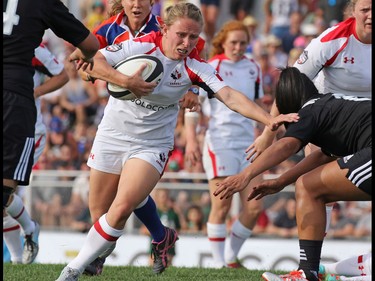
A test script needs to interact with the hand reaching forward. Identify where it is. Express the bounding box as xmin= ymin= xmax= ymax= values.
xmin=69 ymin=49 xmax=95 ymax=71
xmin=245 ymin=133 xmax=275 ymax=162
xmin=268 ymin=113 xmax=299 ymax=131
xmin=247 ymin=179 xmax=285 ymax=201
xmin=213 ymin=173 xmax=251 ymax=200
